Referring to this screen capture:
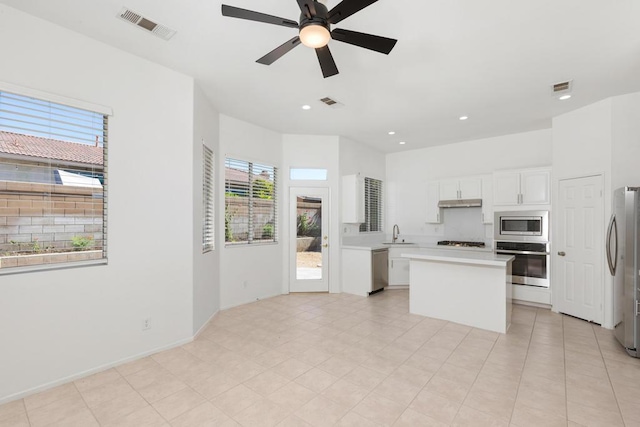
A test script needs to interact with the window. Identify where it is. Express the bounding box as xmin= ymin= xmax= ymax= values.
xmin=360 ymin=177 xmax=383 ymax=232
xmin=290 ymin=168 xmax=328 ymax=181
xmin=0 ymin=90 xmax=108 ymax=271
xmin=202 ymin=145 xmax=214 ymax=253
xmin=225 ymin=157 xmax=277 ymax=244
